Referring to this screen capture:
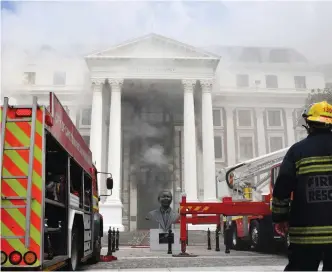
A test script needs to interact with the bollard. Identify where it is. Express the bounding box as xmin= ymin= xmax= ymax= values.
xmin=112 ymin=228 xmax=116 ymax=252
xmin=215 ymin=226 xmax=220 ymax=252
xmin=224 ymin=222 xmax=232 ymax=254
xmin=115 ymin=228 xmax=120 ymax=251
xmin=167 ymin=229 xmax=173 ymax=254
xmin=107 ymin=227 xmax=113 ymax=256
xmin=207 ymin=228 xmax=211 ymax=250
